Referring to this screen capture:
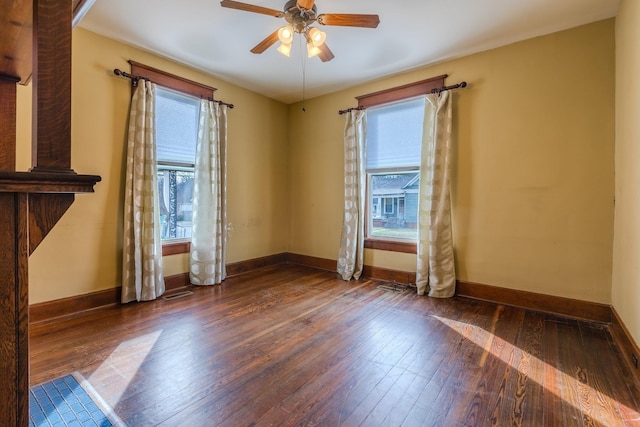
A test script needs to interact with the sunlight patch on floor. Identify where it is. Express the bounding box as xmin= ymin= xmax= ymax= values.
xmin=433 ymin=315 xmax=639 ymax=425
xmin=88 ymin=330 xmax=162 ymax=407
